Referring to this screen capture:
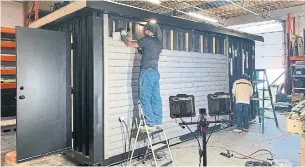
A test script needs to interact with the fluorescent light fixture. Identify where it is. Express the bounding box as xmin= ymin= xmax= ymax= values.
xmin=147 ymin=0 xmax=161 ymax=4
xmin=187 ymin=12 xmax=218 ymax=23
